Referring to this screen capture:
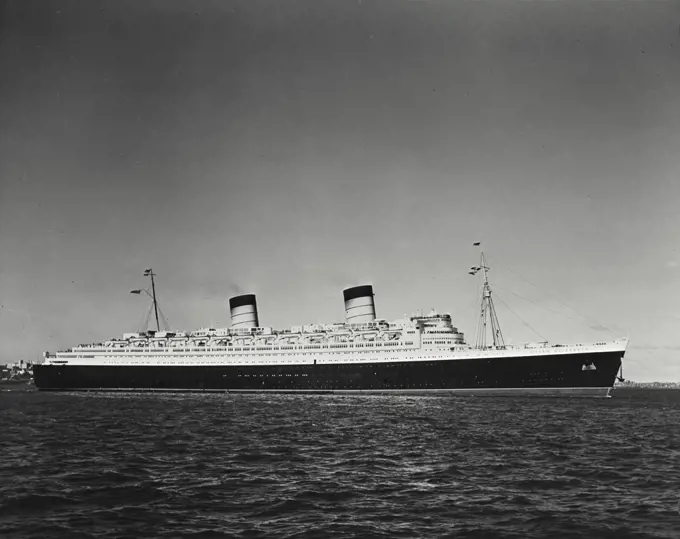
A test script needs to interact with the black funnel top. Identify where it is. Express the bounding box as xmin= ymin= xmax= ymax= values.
xmin=229 ymin=294 xmax=257 ymax=309
xmin=343 ymin=285 xmax=374 ymax=302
